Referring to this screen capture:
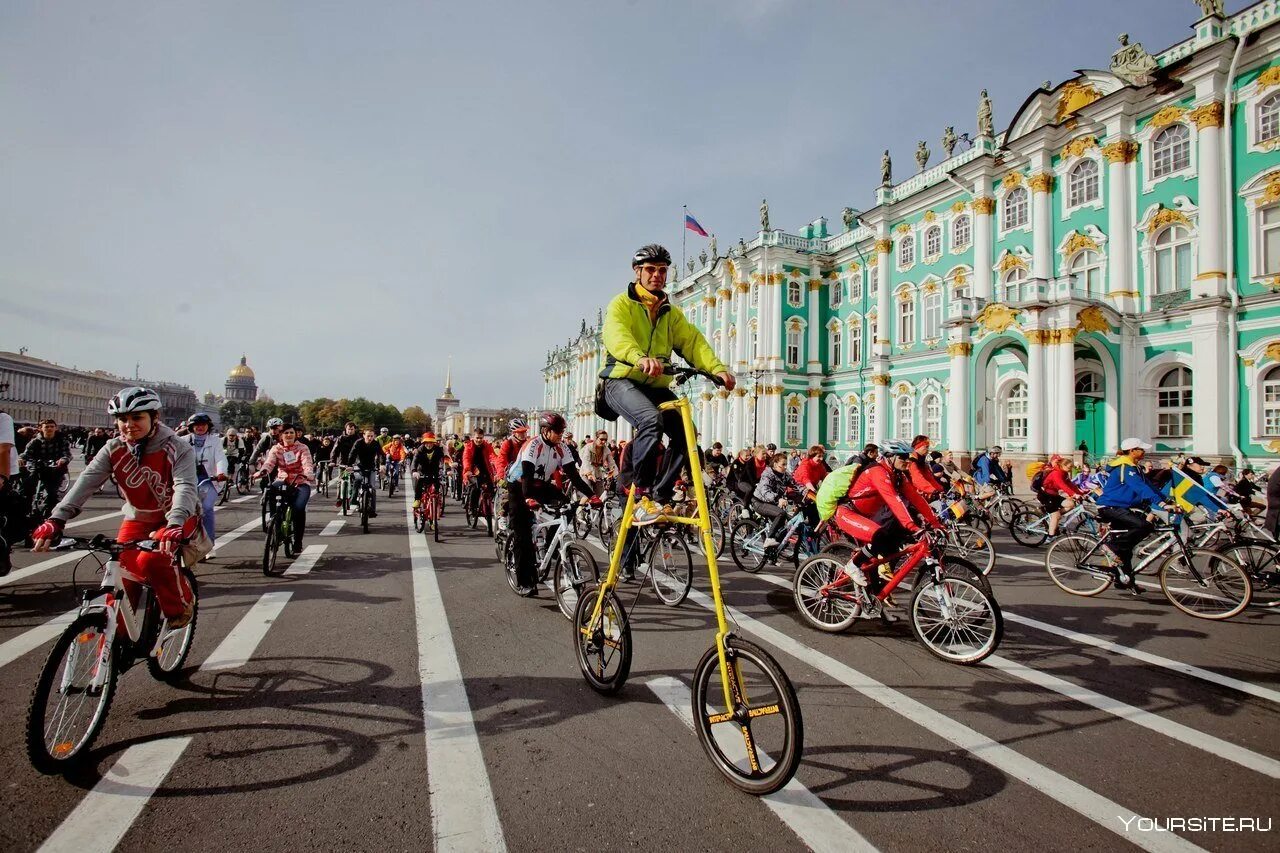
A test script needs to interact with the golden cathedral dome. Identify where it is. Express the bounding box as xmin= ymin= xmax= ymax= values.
xmin=228 ymin=355 xmax=255 ymax=381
